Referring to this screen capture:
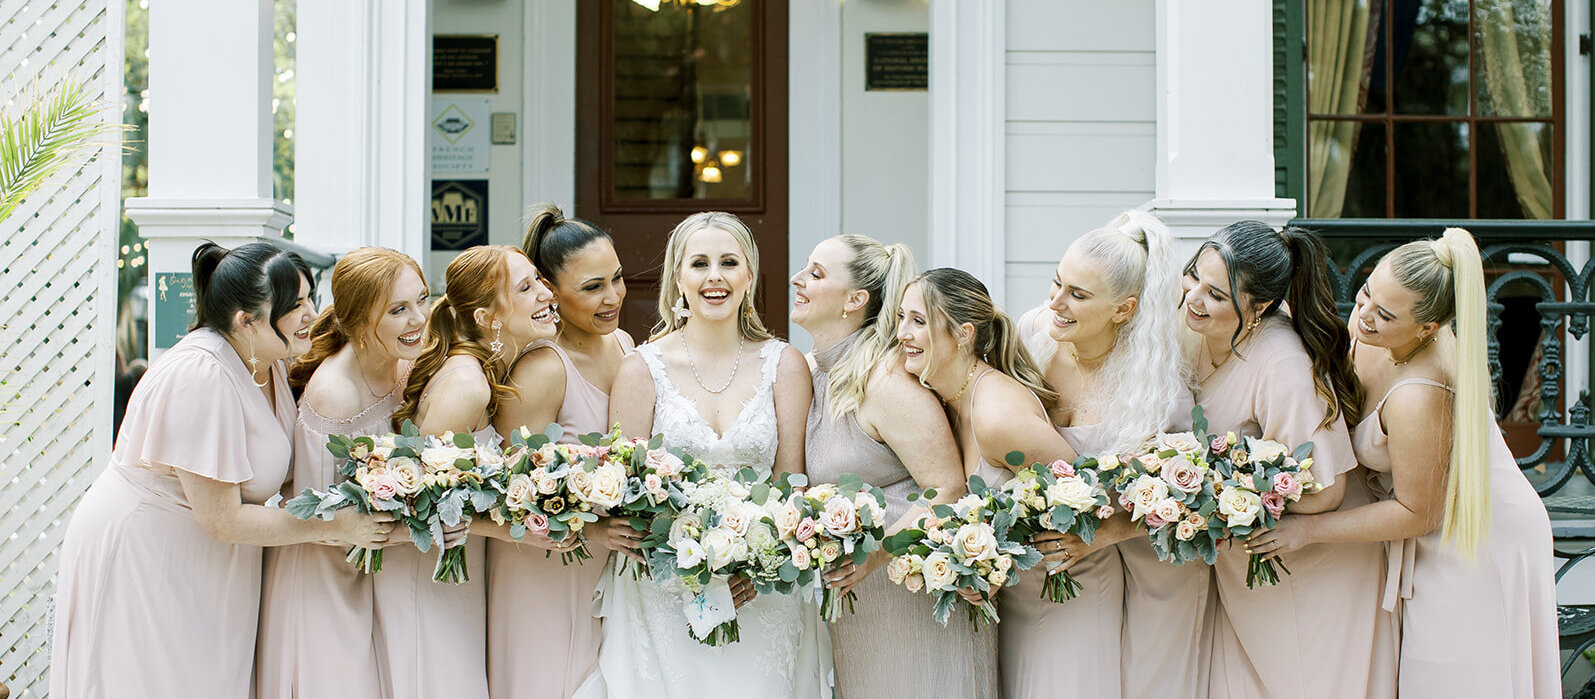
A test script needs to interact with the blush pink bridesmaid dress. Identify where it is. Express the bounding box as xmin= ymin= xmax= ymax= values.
xmin=255 ymin=374 xmax=408 ymax=698
xmin=1196 ymin=316 xmax=1397 ymax=699
xmin=486 ymin=333 xmax=631 ymax=699
xmin=51 ymin=328 xmax=296 ymax=698
xmin=1353 ymin=377 xmax=1558 ymax=698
